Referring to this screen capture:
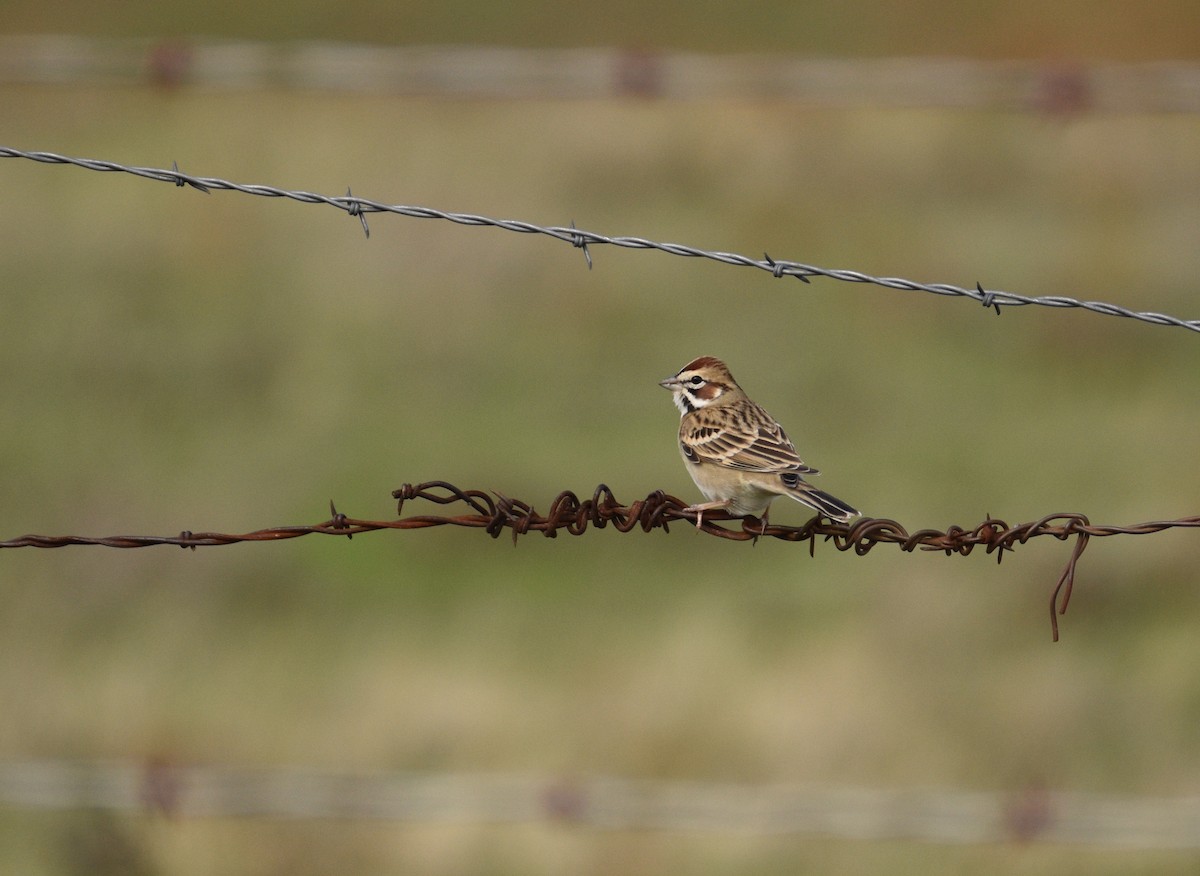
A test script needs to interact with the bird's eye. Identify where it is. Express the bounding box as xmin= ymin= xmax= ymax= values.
xmin=689 ymin=376 xmax=703 ymax=385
